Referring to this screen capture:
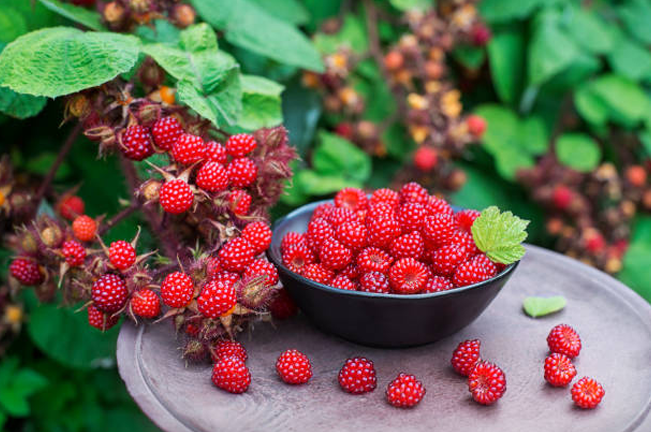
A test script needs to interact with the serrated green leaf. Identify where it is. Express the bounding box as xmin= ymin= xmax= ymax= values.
xmin=191 ymin=0 xmax=323 ymax=72
xmin=555 ymin=133 xmax=601 ymax=172
xmin=0 ymin=87 xmax=46 ymax=119
xmin=38 ymin=0 xmax=105 ymax=31
xmin=312 ymin=131 xmax=371 ymax=183
xmin=135 ymin=19 xmax=181 ymax=45
xmin=238 ymin=75 xmax=284 ymax=130
xmin=0 ymin=27 xmax=140 ymax=98
xmin=523 ymin=296 xmax=566 ymax=318
xmin=471 ymin=206 xmax=529 ymax=264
